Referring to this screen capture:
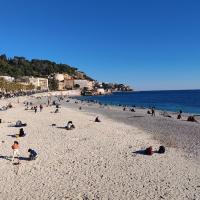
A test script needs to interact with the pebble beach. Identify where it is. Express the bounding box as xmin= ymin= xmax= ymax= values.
xmin=0 ymin=94 xmax=199 ymax=200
